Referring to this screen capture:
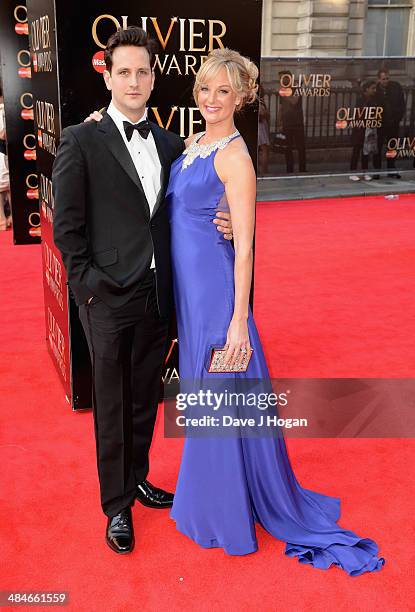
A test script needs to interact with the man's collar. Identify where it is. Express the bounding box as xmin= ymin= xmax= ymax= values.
xmin=107 ymin=101 xmax=148 ymax=127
